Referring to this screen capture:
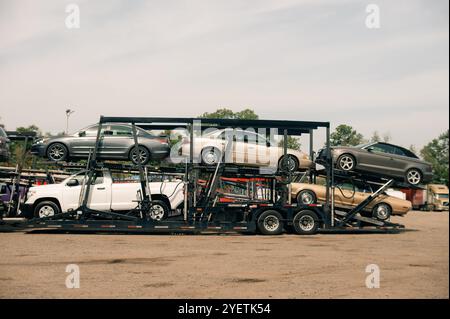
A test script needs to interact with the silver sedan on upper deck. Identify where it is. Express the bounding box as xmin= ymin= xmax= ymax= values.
xmin=31 ymin=123 xmax=170 ymax=165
